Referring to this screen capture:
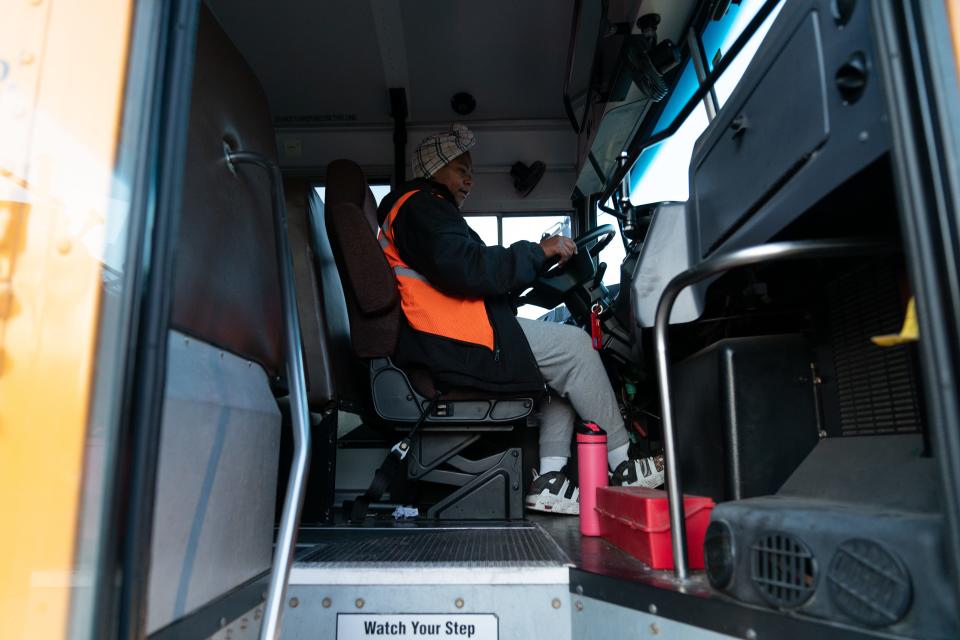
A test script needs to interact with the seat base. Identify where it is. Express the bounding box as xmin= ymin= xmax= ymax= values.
xmin=408 ymin=433 xmax=523 ymax=520
xmin=370 ymin=357 xmax=534 ymax=423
